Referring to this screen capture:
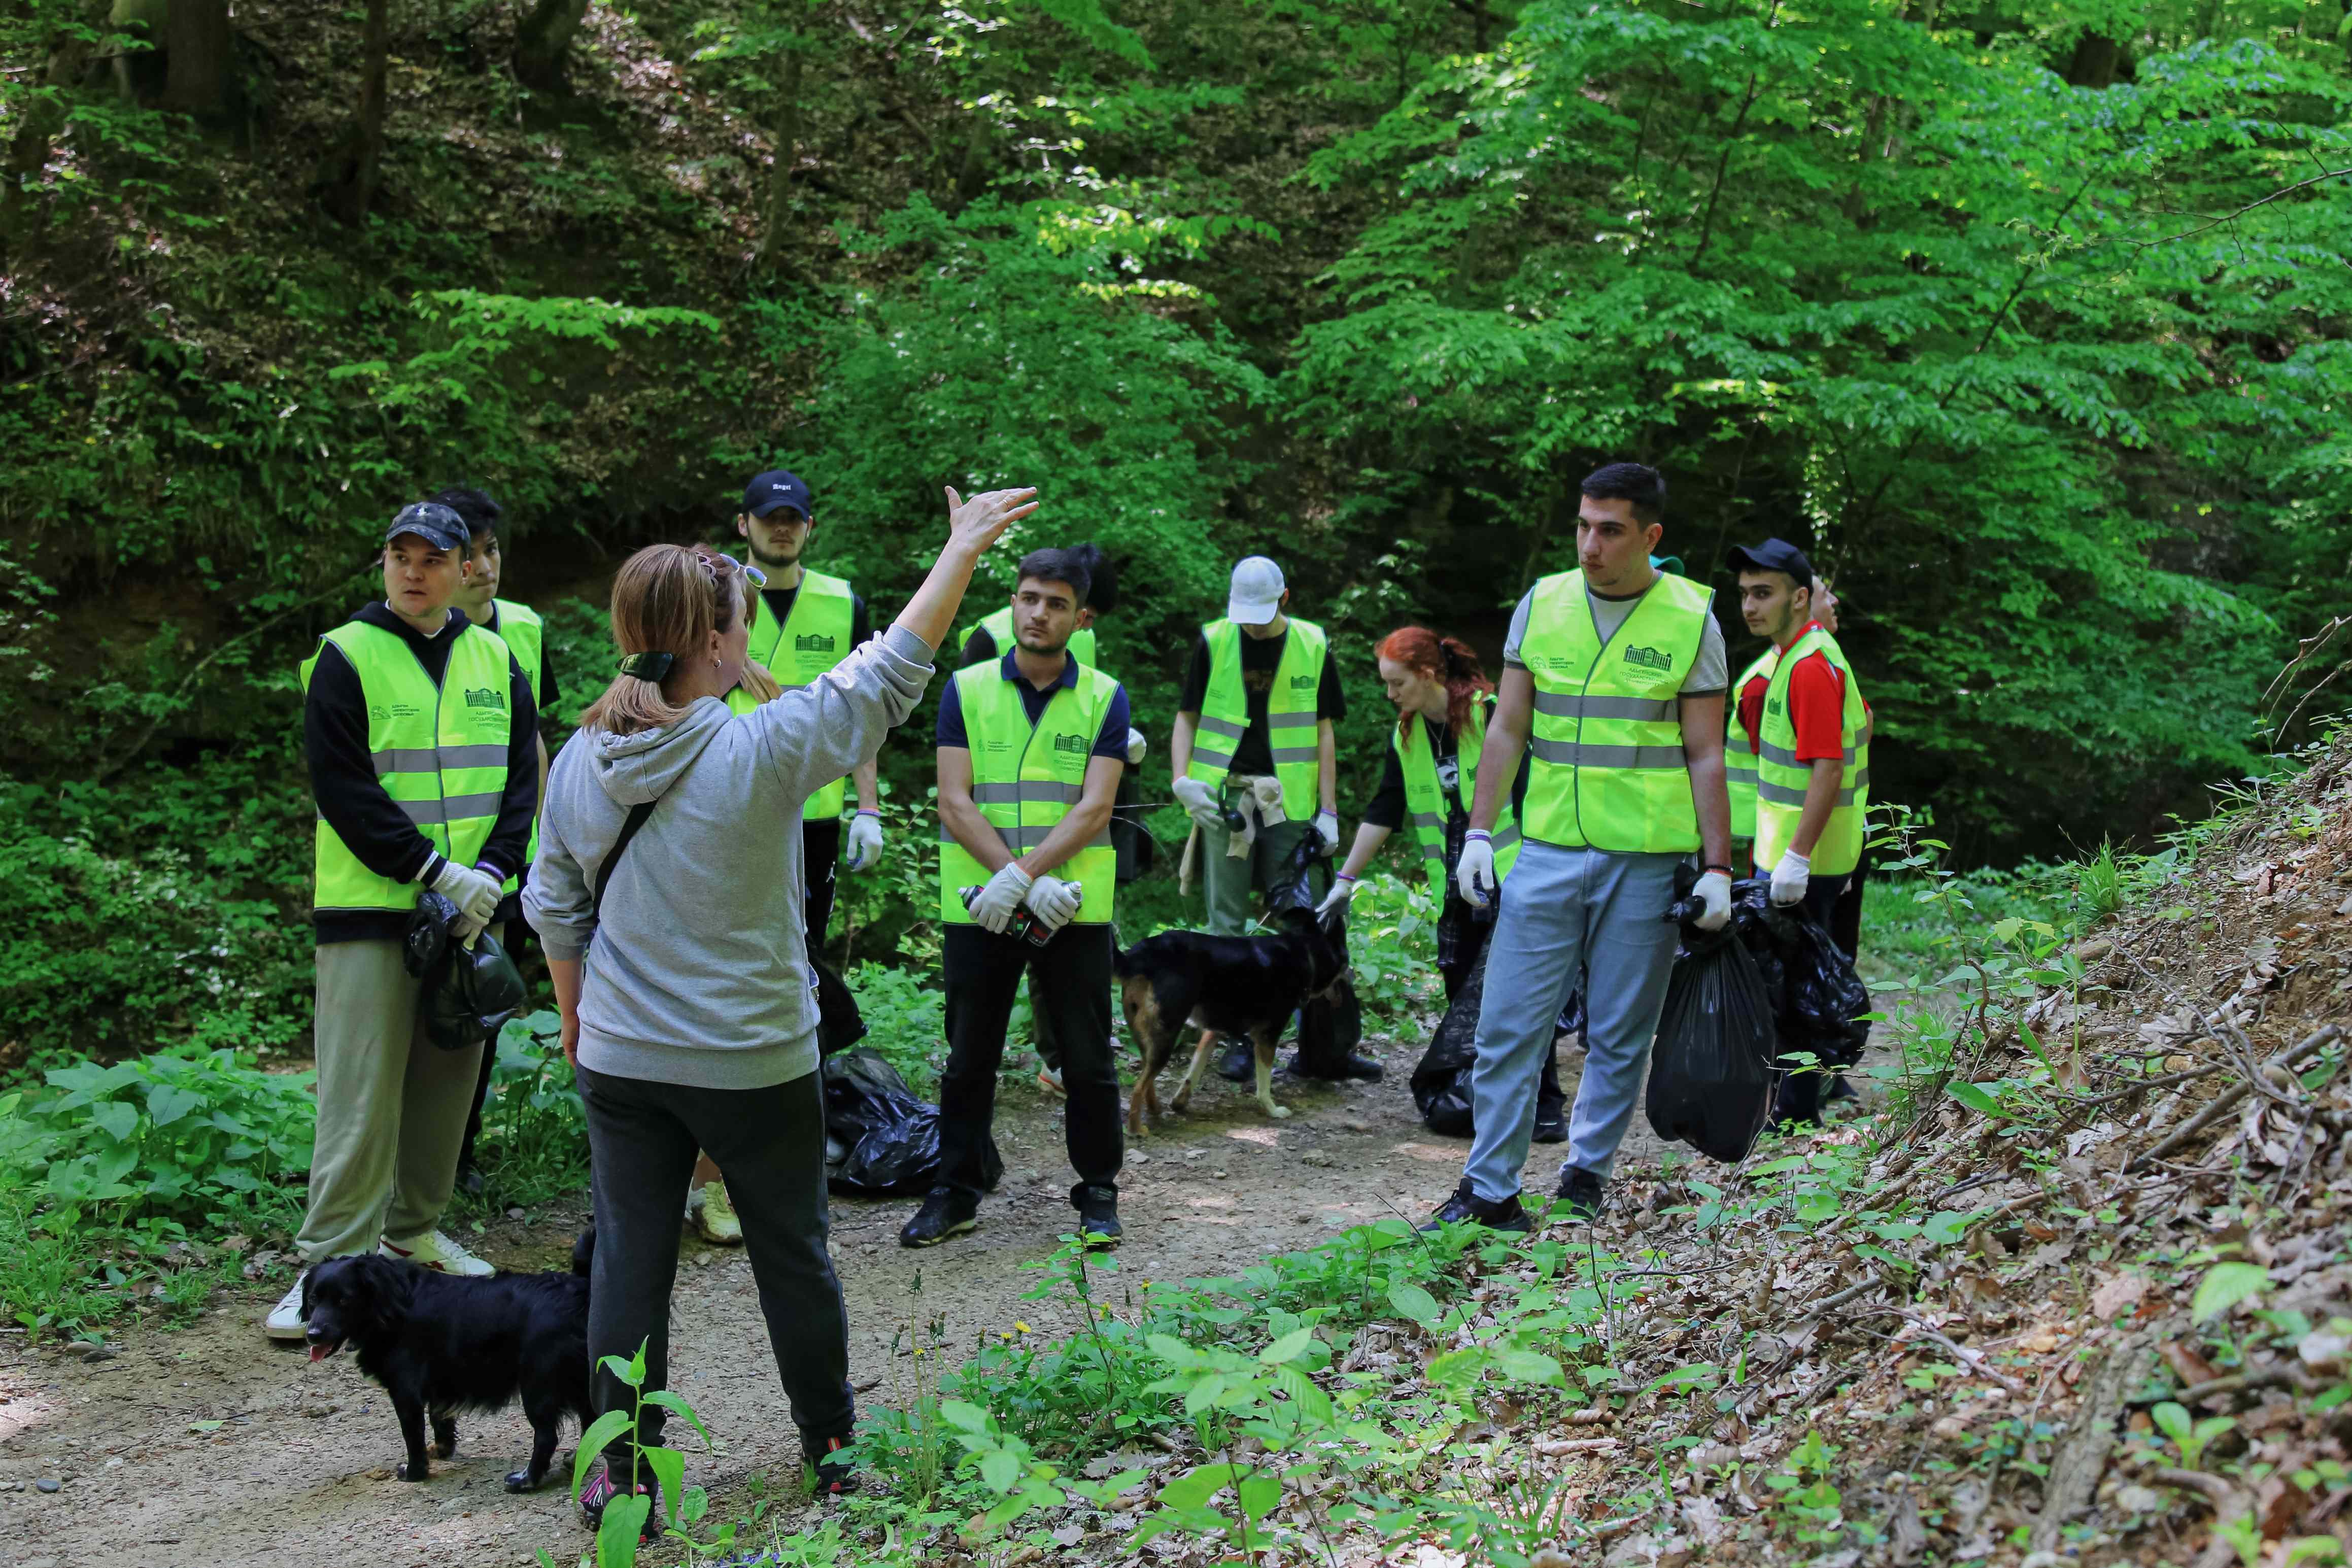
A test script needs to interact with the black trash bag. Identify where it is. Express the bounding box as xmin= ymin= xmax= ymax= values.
xmin=1291 ymin=971 xmax=1365 ymax=1079
xmin=1412 ymin=944 xmax=1484 ymax=1136
xmin=1265 ymin=831 xmax=1327 ymax=913
xmin=1755 ymin=895 xmax=1870 ymax=1126
xmin=820 ymin=1047 xmax=1003 ymax=1197
xmin=404 ymin=890 xmax=527 ymax=1051
xmin=809 ymin=953 xmax=867 ymax=1059
xmin=1645 ymin=872 xmax=1780 ymax=1163
xmin=1110 ymin=771 xmax=1156 ymax=887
